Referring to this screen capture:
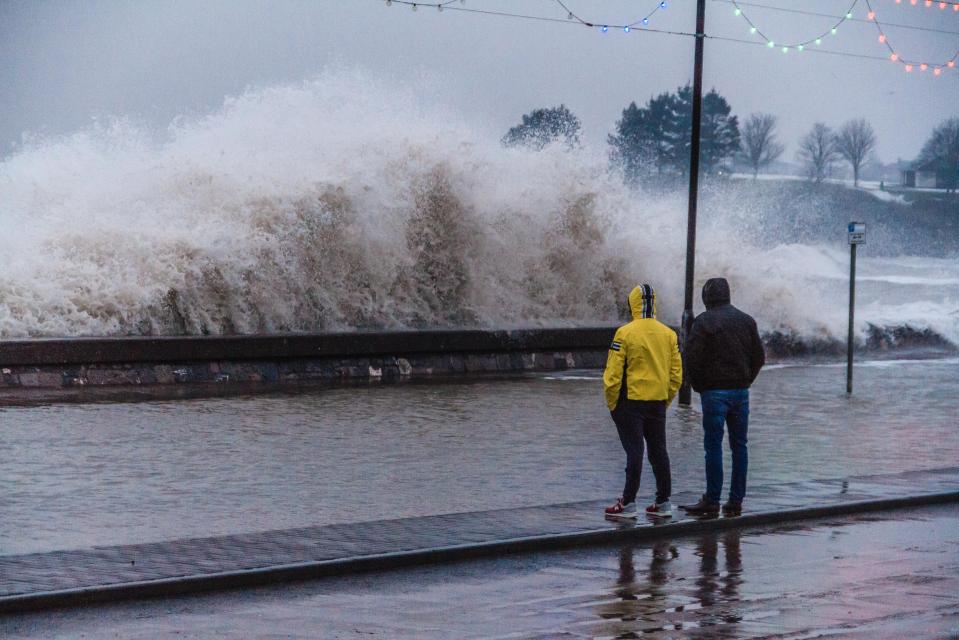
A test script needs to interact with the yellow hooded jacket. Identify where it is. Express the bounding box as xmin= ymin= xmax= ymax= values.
xmin=603 ymin=284 xmax=683 ymax=410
